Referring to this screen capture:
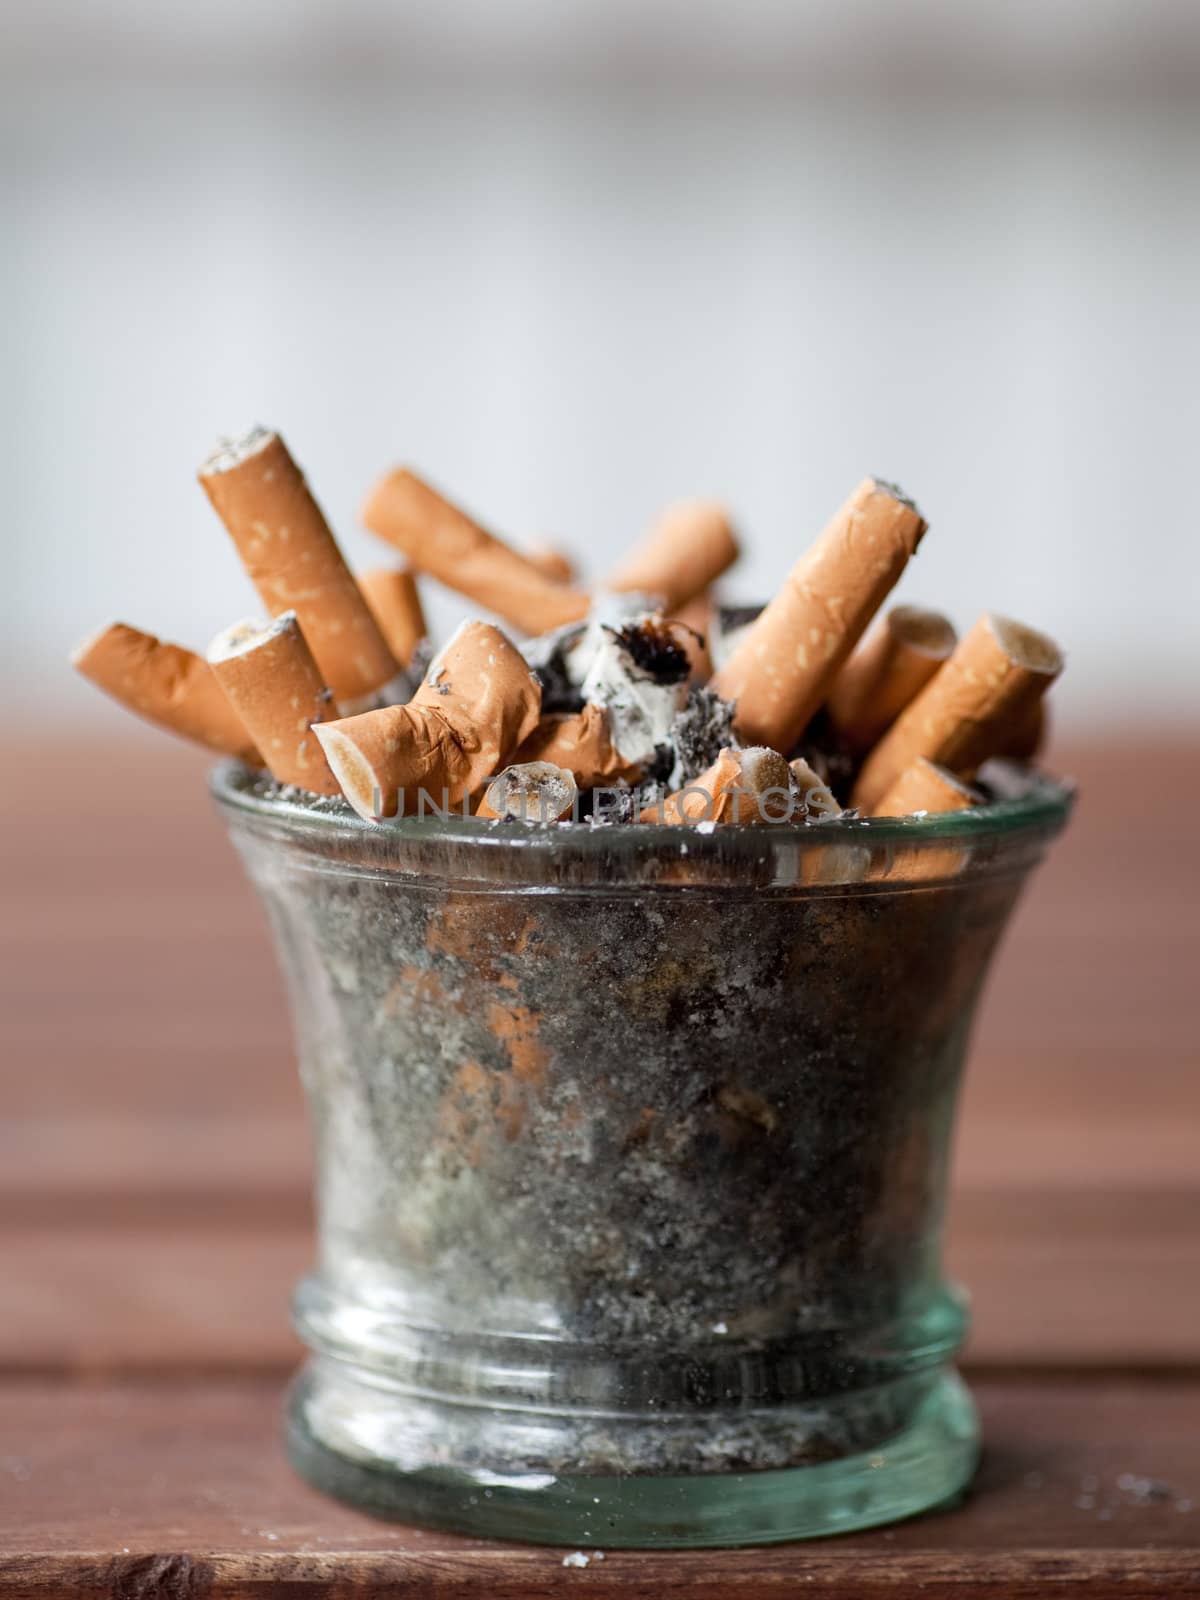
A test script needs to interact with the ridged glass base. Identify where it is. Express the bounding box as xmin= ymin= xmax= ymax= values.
xmin=286 ymin=1364 xmax=979 ymax=1547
